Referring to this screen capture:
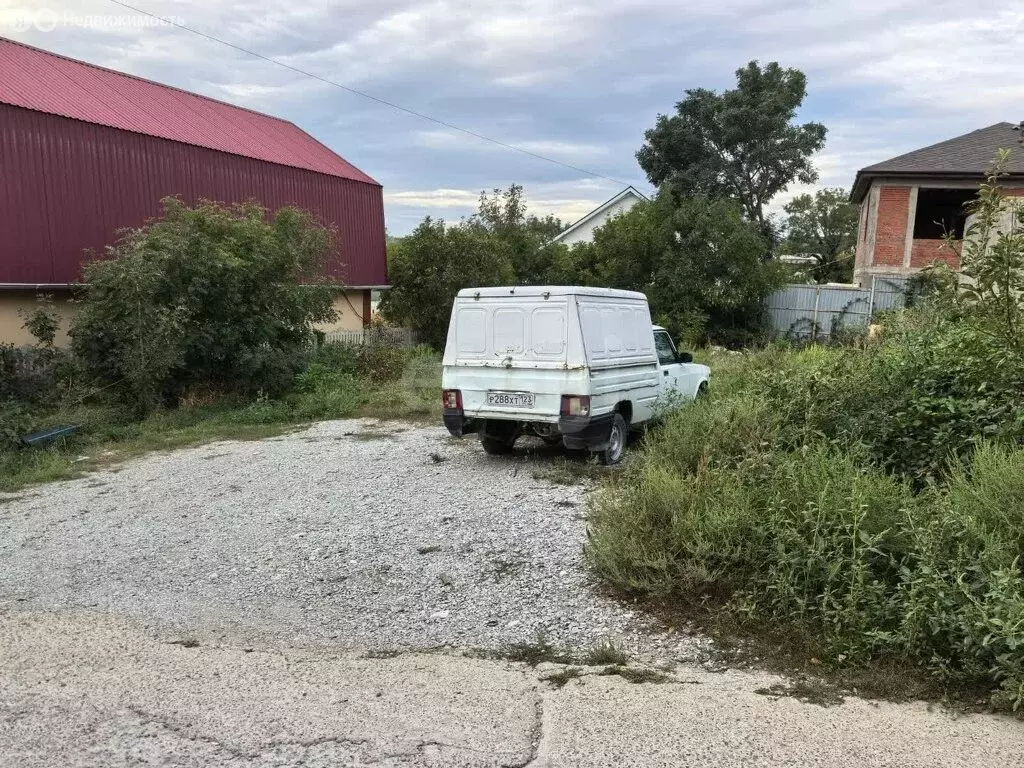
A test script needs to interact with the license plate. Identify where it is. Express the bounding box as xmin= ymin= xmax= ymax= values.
xmin=487 ymin=391 xmax=535 ymax=408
